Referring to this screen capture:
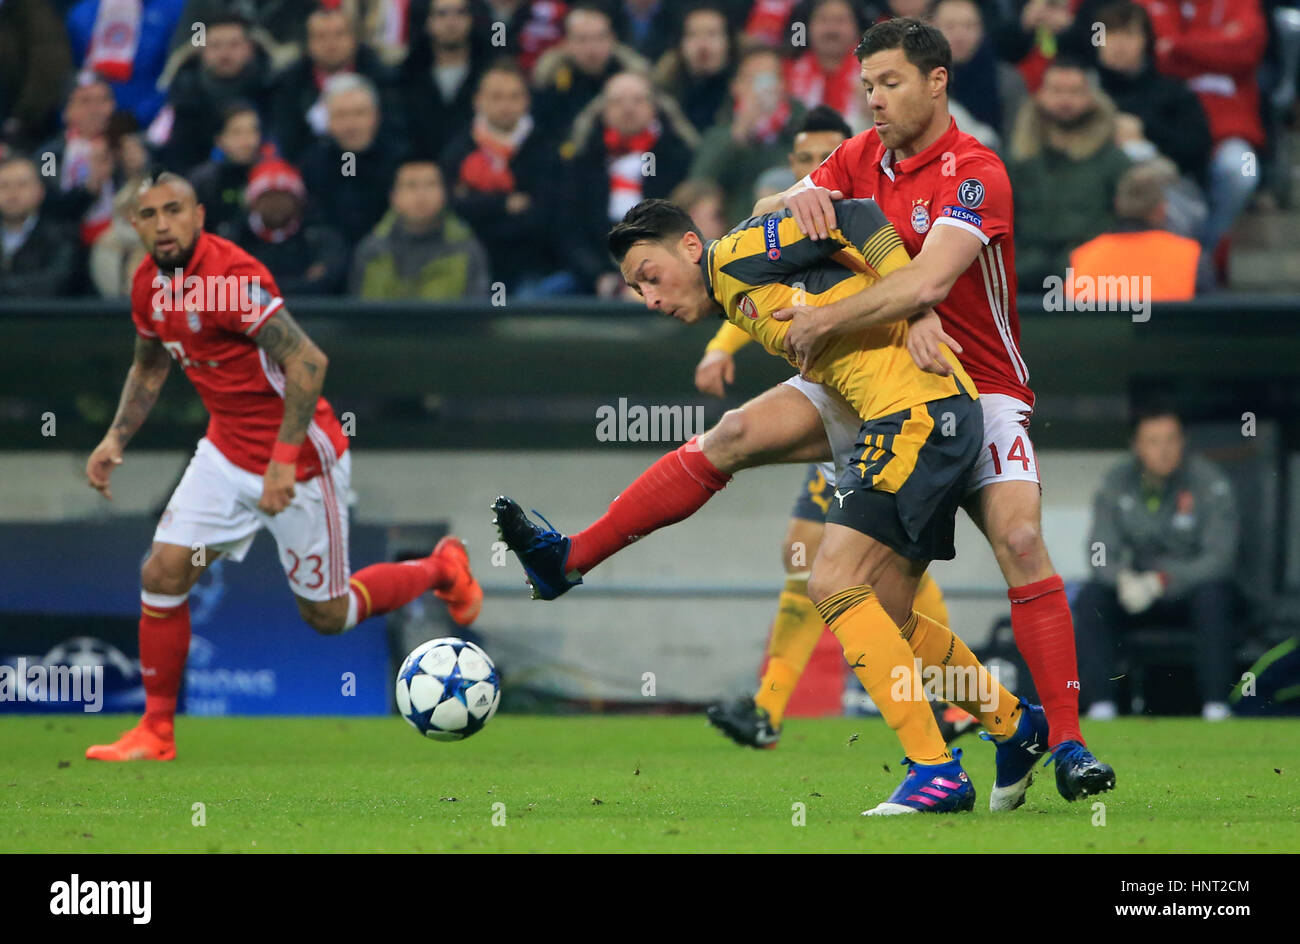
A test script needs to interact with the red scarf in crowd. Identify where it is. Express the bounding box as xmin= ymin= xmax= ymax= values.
xmin=784 ymin=50 xmax=860 ymax=118
xmin=458 ymin=115 xmax=534 ymax=193
xmin=603 ymin=124 xmax=660 ymax=157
